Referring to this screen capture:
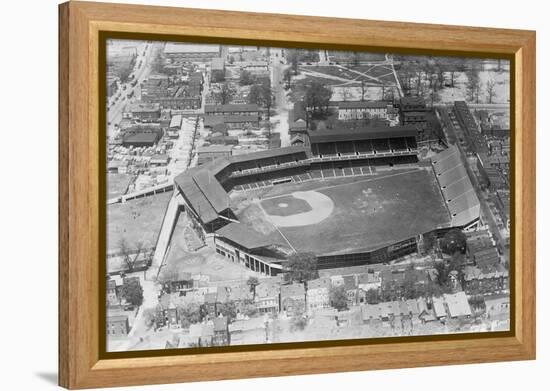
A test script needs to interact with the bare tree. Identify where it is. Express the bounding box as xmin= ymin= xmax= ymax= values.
xmin=360 ymin=79 xmax=368 ymax=101
xmin=486 ymin=78 xmax=497 ymax=104
xmin=449 ymin=70 xmax=458 ymax=88
xmin=118 ymin=237 xmax=145 ymax=273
